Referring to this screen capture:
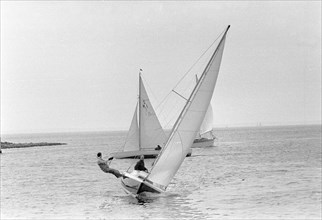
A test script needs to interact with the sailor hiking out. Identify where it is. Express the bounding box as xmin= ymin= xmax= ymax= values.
xmin=97 ymin=152 xmax=124 ymax=178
